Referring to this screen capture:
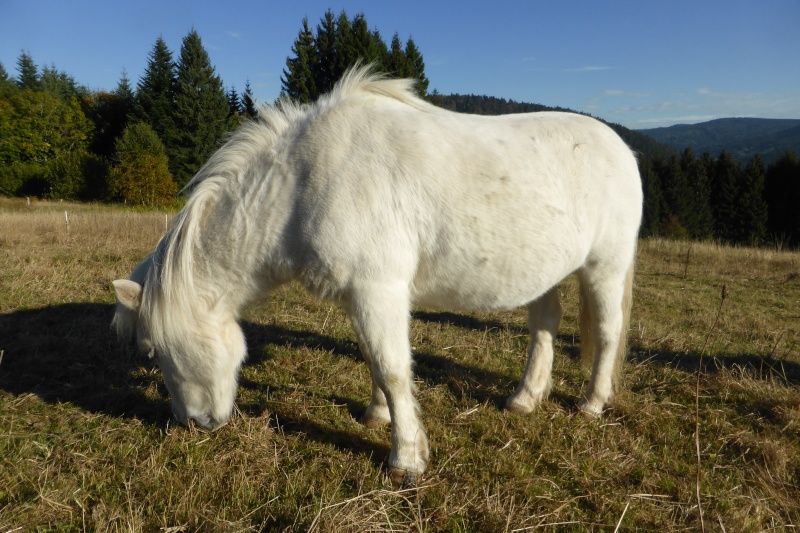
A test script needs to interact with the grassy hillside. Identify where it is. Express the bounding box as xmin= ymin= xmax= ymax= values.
xmin=1 ymin=198 xmax=799 ymax=531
